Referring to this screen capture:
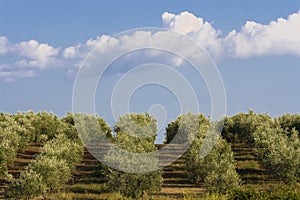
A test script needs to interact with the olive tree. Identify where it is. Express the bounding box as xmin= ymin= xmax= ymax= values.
xmin=253 ymin=123 xmax=300 ymax=184
xmin=30 ymin=156 xmax=72 ymax=192
xmin=276 ymin=113 xmax=300 ymax=135
xmin=4 ymin=169 xmax=47 ymax=200
xmin=12 ymin=112 xmax=36 ymax=149
xmin=41 ymin=134 xmax=84 ymax=170
xmin=0 ymin=114 xmax=22 ymax=177
xmin=72 ymin=113 xmax=113 ymax=144
xmin=167 ymin=113 xmax=240 ymax=193
xmin=200 ymin=138 xmax=240 ymax=193
xmin=165 ymin=113 xmax=209 ymax=144
xmin=32 ymin=112 xmax=63 ymax=139
xmin=5 ymin=132 xmax=84 ymax=199
xmin=104 ymin=113 xmax=162 ymax=199
xmin=222 ymin=110 xmax=272 ymax=145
